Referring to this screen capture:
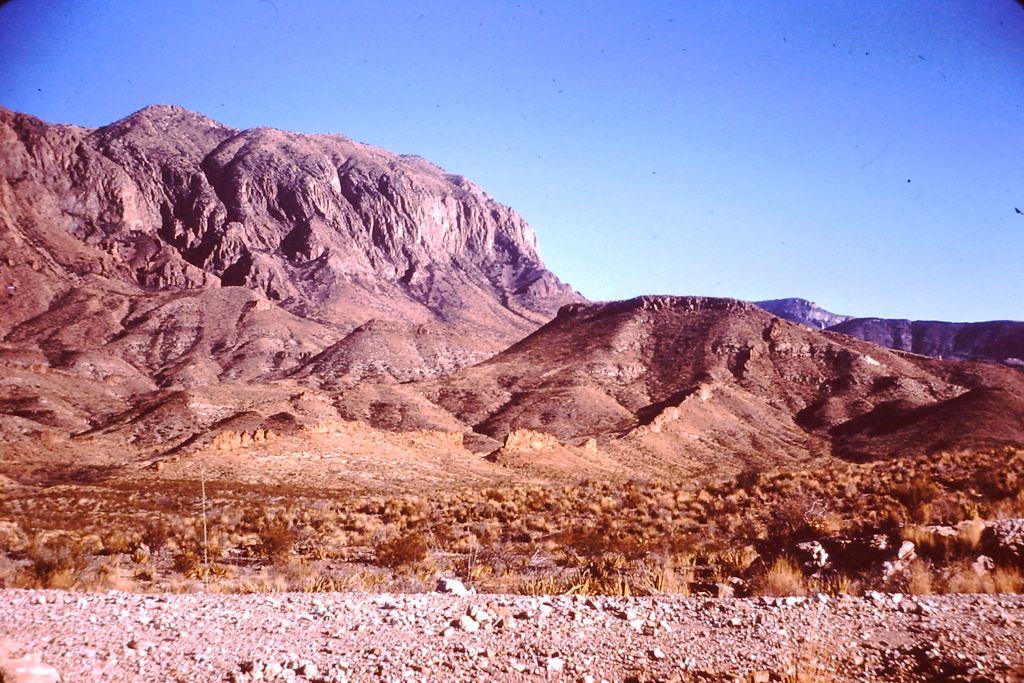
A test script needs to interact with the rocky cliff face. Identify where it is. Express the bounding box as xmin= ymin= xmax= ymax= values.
xmin=827 ymin=318 xmax=1024 ymax=368
xmin=0 ymin=104 xmax=580 ymax=345
xmin=754 ymin=298 xmax=852 ymax=330
xmin=755 ymin=299 xmax=1024 ymax=368
xmin=4 ymin=104 xmax=1023 ymax=481
xmin=0 ymin=104 xmax=582 ymax=466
